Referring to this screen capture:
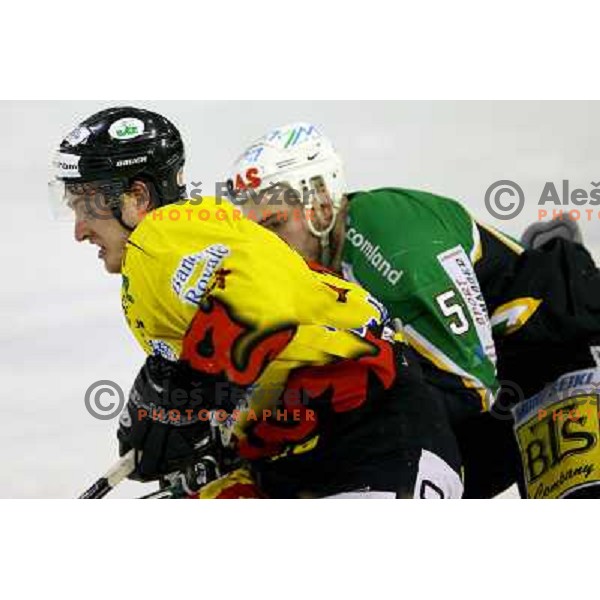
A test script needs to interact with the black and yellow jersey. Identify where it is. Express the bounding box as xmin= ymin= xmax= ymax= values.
xmin=476 ymin=226 xmax=600 ymax=398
